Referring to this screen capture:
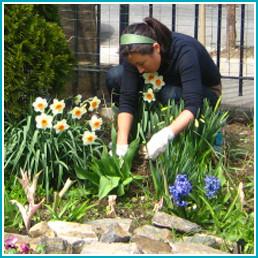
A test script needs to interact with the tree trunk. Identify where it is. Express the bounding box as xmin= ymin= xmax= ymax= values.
xmin=226 ymin=4 xmax=237 ymax=51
